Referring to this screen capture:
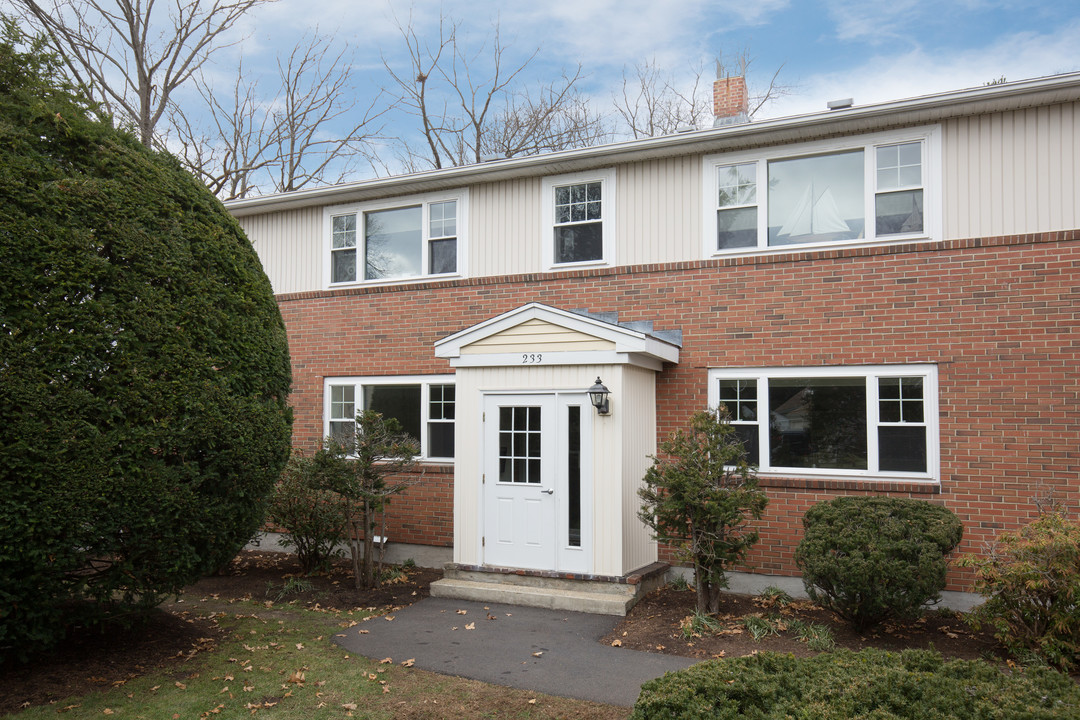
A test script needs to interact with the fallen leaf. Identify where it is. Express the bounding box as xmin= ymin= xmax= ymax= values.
xmin=380 ymin=657 xmax=393 ymax=664
xmin=401 ymin=658 xmax=415 ymax=667
xmin=103 ymin=710 xmax=114 ymax=715
xmin=465 ymin=622 xmax=475 ymax=630
xmin=358 ymin=629 xmax=369 ymax=634
xmin=342 ymin=703 xmax=358 ymax=711
xmin=528 ymin=699 xmax=537 ymax=705
xmin=456 ymin=609 xmax=467 ymax=615
xmin=287 ymin=670 xmax=306 ymax=684
xmin=532 ymin=651 xmax=543 ymax=657
xmin=487 ymin=613 xmax=496 ymax=620
xmin=611 ymin=639 xmax=622 ymax=647
xmin=382 ymin=685 xmax=391 ymax=694
xmin=174 ymin=681 xmax=187 ymax=690
xmin=384 ymin=615 xmax=395 ymax=621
